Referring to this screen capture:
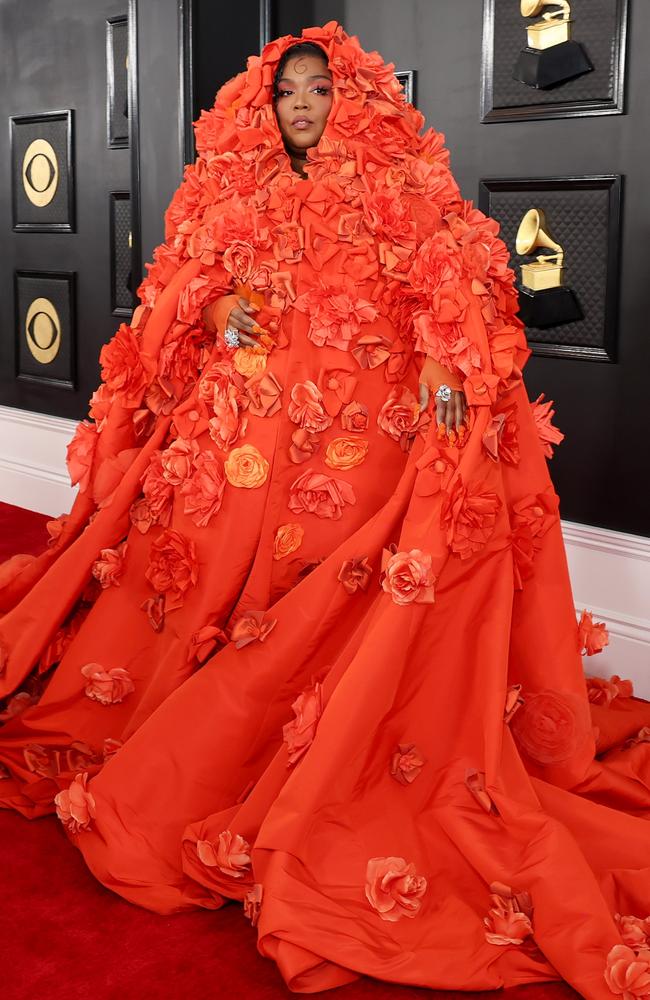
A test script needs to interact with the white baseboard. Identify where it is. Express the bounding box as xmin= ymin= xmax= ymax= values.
xmin=0 ymin=406 xmax=648 ymax=694
xmin=0 ymin=404 xmax=78 ymax=516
